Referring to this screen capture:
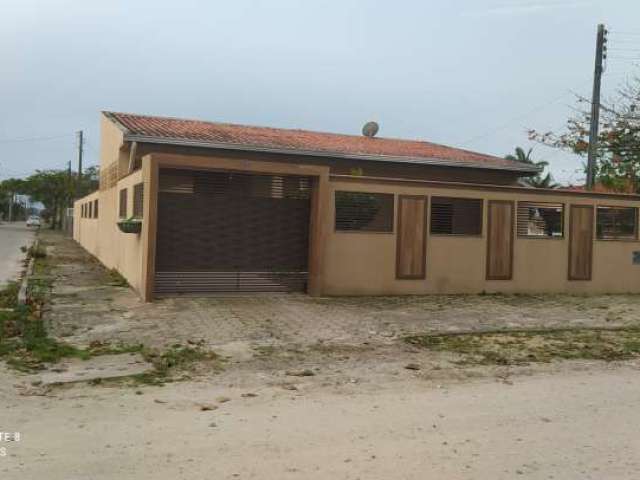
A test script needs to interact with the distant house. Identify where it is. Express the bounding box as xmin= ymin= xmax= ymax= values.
xmin=74 ymin=112 xmax=640 ymax=300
